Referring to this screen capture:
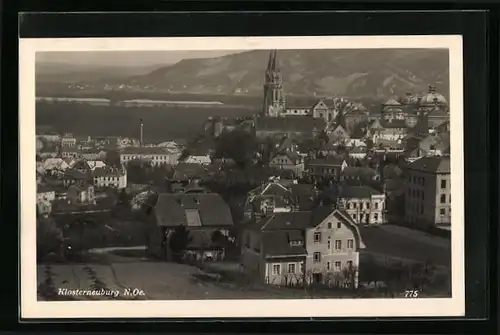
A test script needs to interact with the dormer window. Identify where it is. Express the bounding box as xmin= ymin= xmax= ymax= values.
xmin=289 ymin=240 xmax=303 ymax=246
